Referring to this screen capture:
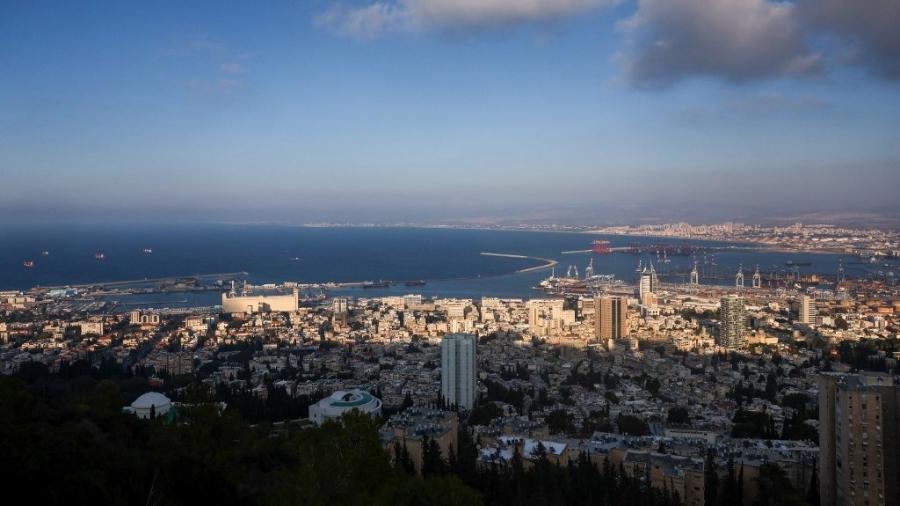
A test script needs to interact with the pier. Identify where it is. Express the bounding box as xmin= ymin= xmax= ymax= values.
xmin=480 ymin=252 xmax=558 ymax=273
xmin=40 ymin=272 xmax=249 ymax=291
